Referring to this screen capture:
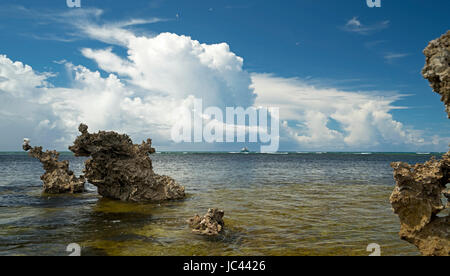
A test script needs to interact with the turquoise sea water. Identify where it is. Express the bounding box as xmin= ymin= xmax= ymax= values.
xmin=0 ymin=152 xmax=444 ymax=256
